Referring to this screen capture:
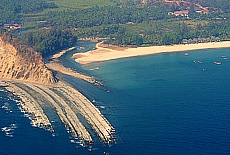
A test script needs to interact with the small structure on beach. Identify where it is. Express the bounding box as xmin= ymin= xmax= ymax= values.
xmin=182 ymin=36 xmax=221 ymax=44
